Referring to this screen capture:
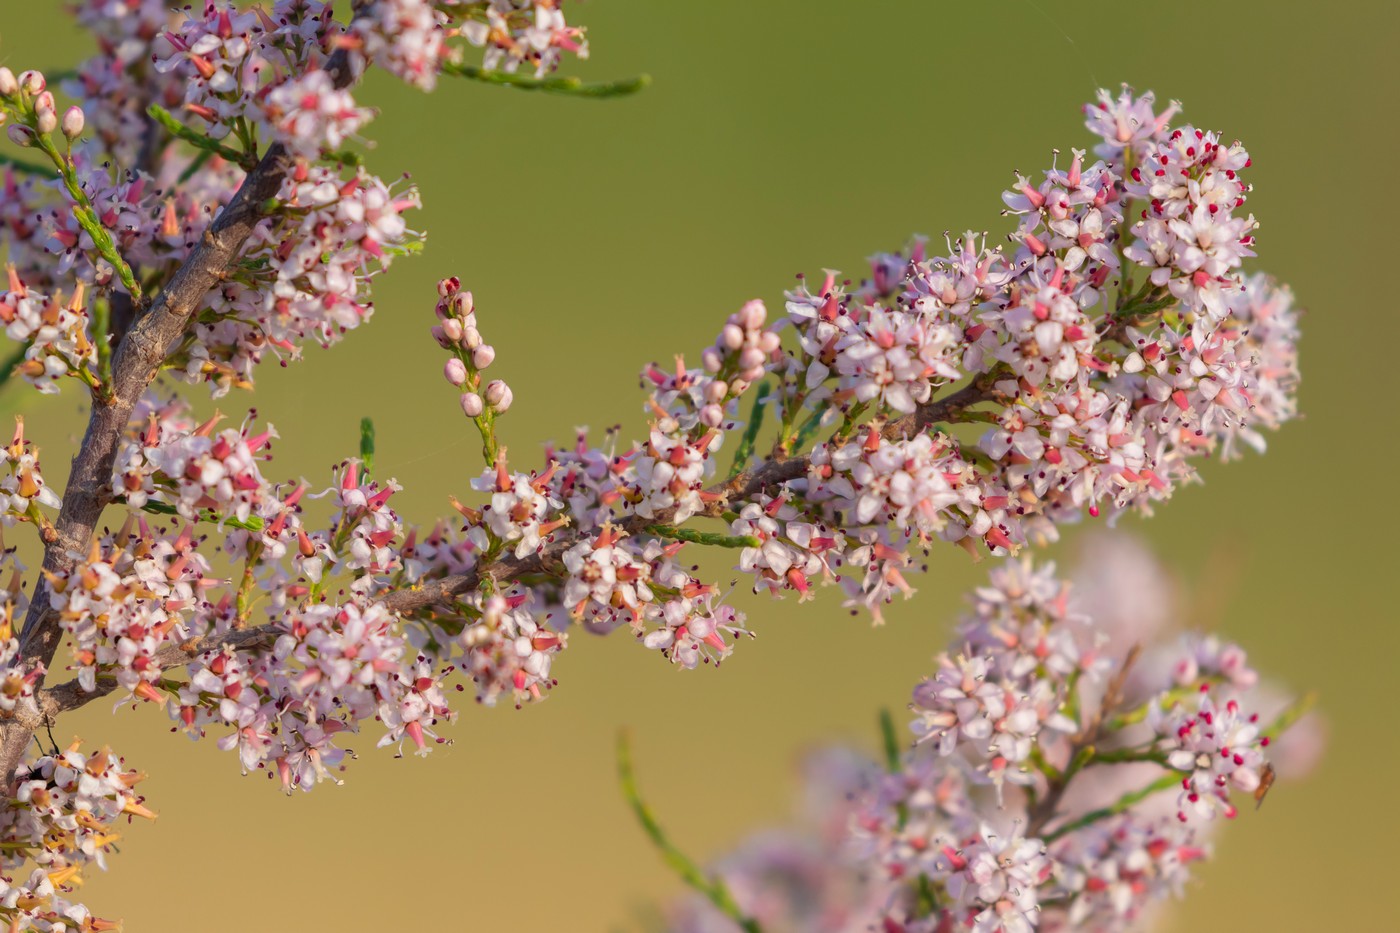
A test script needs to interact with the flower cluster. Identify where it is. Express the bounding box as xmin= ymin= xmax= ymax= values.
xmin=666 ymin=537 xmax=1320 ymax=933
xmin=0 ymin=743 xmax=151 ymax=931
xmin=111 ymin=406 xmax=277 ymax=524
xmin=185 ymin=165 xmax=421 ymax=394
xmin=458 ymin=0 xmax=590 ymax=78
xmin=49 ymin=522 xmax=214 ymax=700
